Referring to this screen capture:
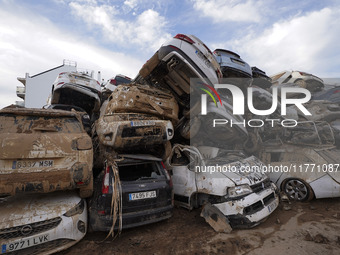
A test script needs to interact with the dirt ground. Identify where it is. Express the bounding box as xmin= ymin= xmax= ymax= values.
xmin=59 ymin=197 xmax=340 ymax=255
